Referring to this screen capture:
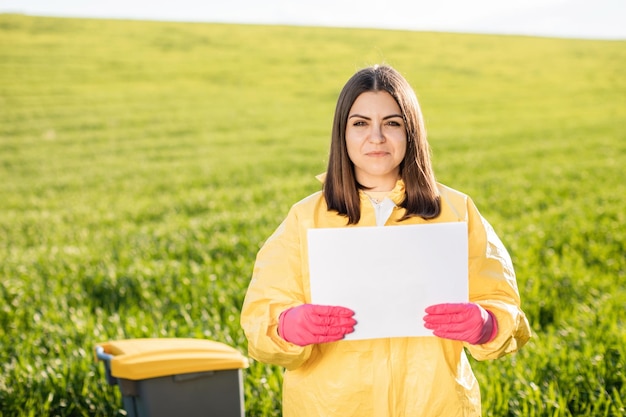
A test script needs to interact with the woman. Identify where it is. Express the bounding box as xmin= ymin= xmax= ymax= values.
xmin=241 ymin=64 xmax=531 ymax=416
